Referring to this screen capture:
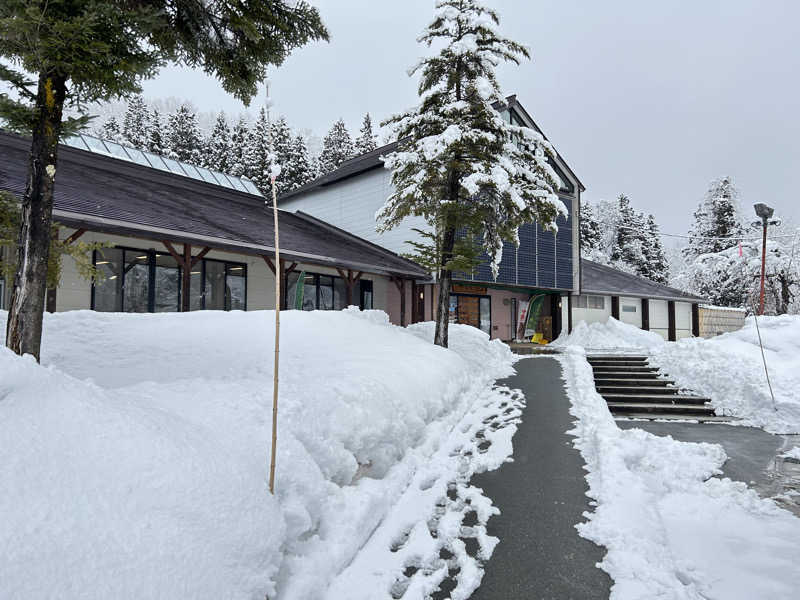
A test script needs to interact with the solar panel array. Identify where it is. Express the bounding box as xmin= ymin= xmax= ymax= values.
xmin=63 ymin=133 xmax=263 ymax=197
